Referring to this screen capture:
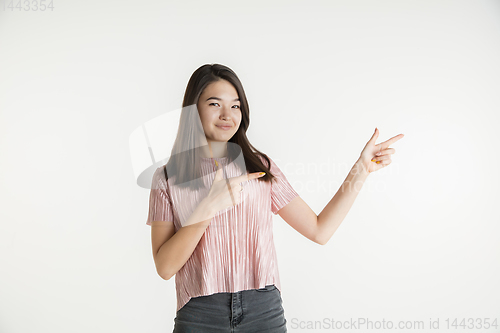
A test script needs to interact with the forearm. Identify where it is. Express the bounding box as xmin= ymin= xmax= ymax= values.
xmin=155 ymin=198 xmax=215 ymax=280
xmin=316 ymin=159 xmax=369 ymax=245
